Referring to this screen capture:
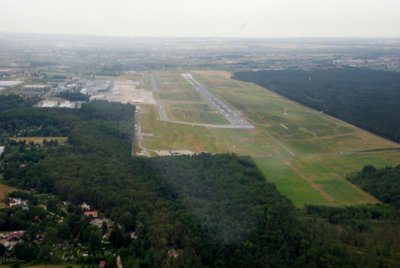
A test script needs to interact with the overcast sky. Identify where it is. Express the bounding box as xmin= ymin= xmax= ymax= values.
xmin=0 ymin=0 xmax=399 ymax=38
